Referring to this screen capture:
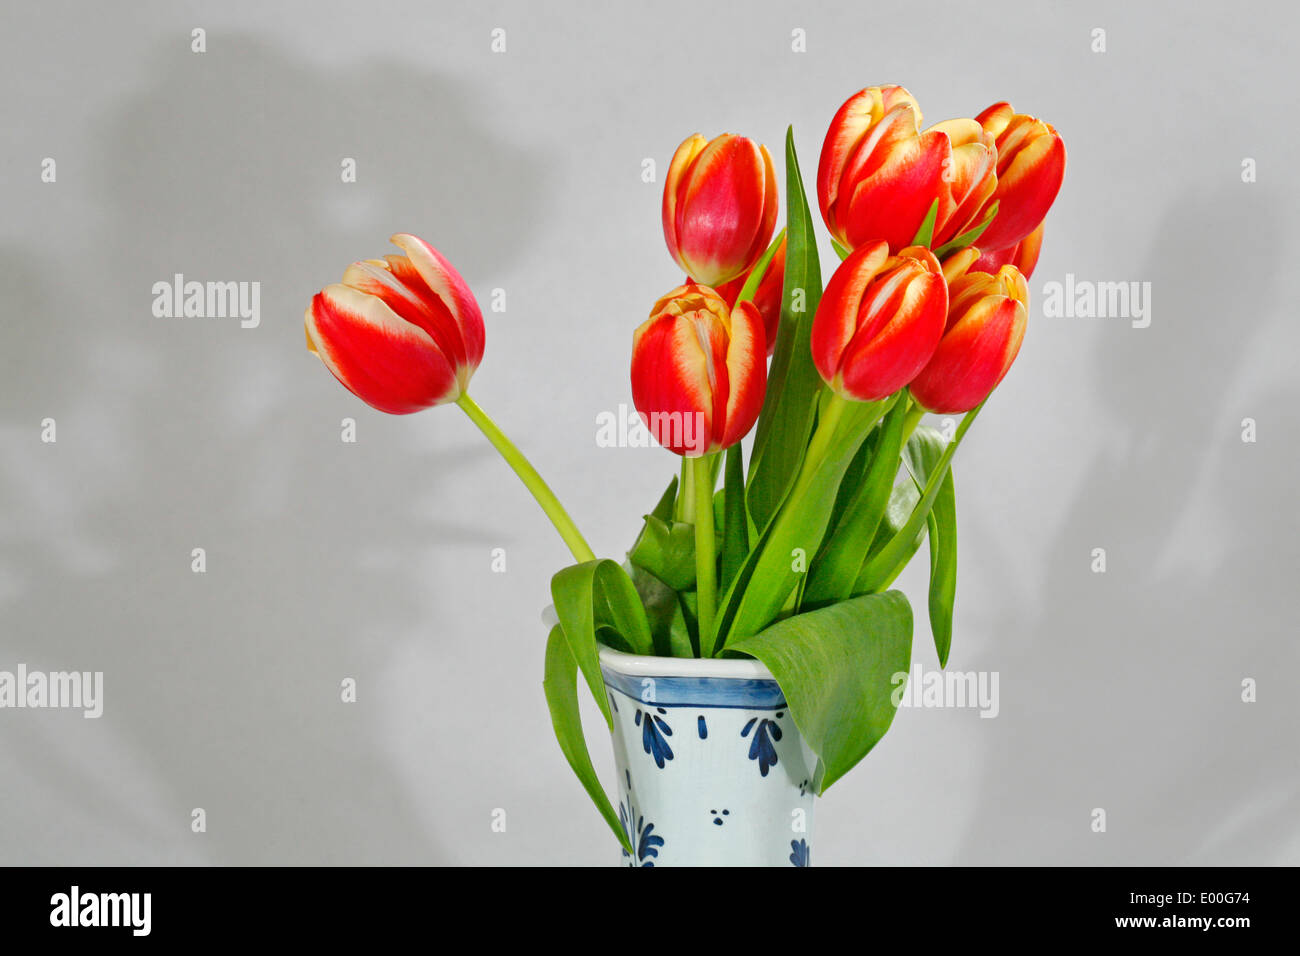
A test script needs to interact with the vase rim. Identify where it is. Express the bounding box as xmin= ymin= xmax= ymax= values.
xmin=597 ymin=644 xmax=775 ymax=681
